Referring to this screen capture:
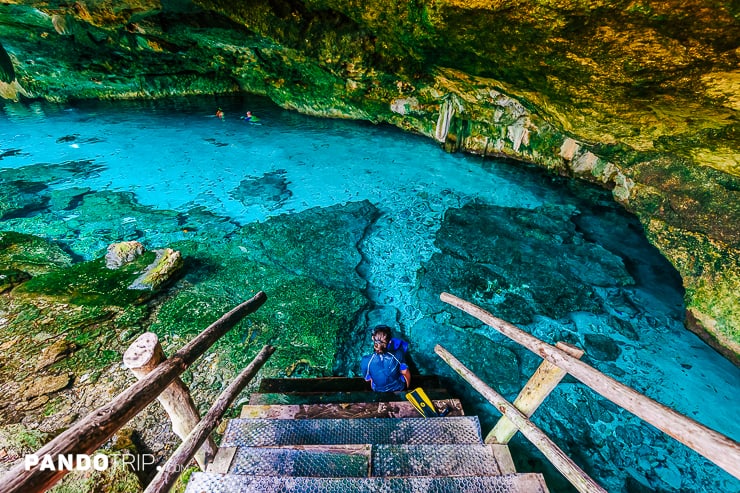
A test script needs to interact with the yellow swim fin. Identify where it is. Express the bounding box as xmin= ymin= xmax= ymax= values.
xmin=405 ymin=387 xmax=439 ymax=418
